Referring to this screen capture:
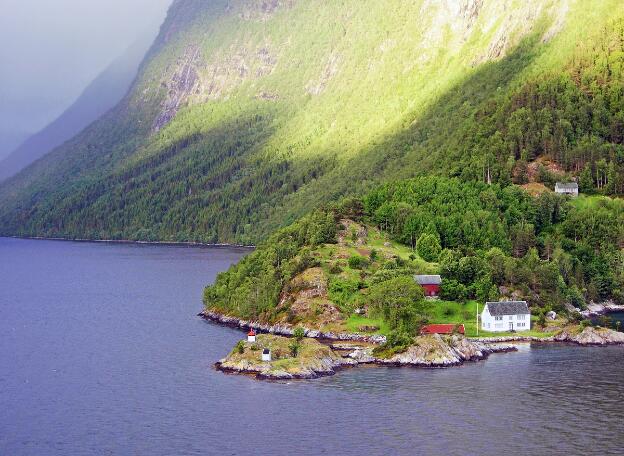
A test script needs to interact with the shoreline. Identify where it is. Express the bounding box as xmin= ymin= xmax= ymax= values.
xmin=200 ymin=309 xmax=624 ymax=347
xmin=199 ymin=309 xmax=387 ymax=344
xmin=2 ymin=235 xmax=255 ymax=249
xmin=213 ymin=333 xmax=519 ymax=380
